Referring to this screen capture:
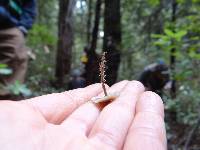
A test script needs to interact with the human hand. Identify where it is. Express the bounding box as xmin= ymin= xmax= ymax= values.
xmin=0 ymin=80 xmax=166 ymax=150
